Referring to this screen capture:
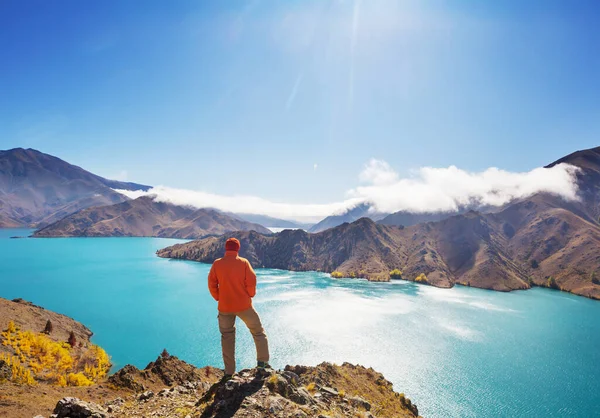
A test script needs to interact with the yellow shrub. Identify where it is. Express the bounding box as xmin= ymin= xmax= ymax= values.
xmin=67 ymin=372 xmax=94 ymax=386
xmin=330 ymin=271 xmax=344 ymax=278
xmin=415 ymin=273 xmax=428 ymax=284
xmin=306 ymin=382 xmax=316 ymax=393
xmin=56 ymin=374 xmax=67 ymax=387
xmin=0 ymin=354 xmax=36 ymax=385
xmin=1 ymin=320 xmax=110 ymax=386
xmin=389 ymin=269 xmax=403 ymax=279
